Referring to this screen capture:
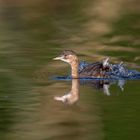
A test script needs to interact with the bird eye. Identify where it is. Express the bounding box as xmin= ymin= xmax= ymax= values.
xmin=64 ymin=54 xmax=67 ymax=59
